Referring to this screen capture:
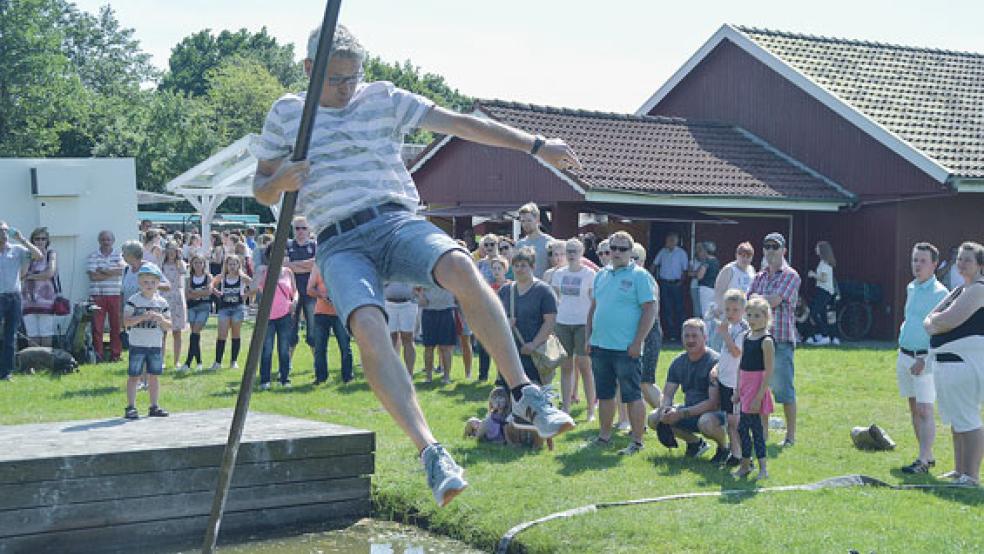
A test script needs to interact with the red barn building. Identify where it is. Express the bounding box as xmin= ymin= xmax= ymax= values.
xmin=412 ymin=25 xmax=984 ymax=339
